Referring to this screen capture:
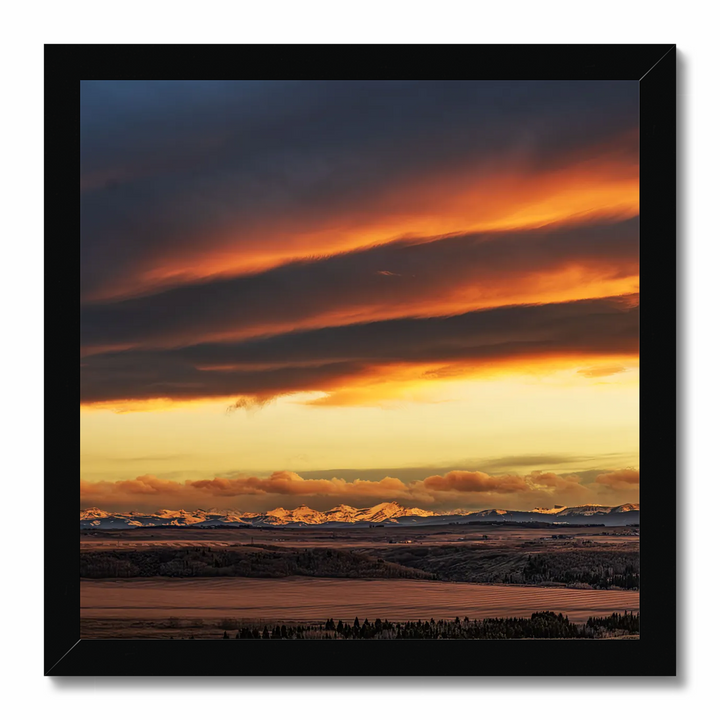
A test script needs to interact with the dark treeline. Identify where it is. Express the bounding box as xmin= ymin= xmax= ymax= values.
xmin=194 ymin=612 xmax=639 ymax=640
xmin=586 ymin=611 xmax=640 ymax=634
xmin=79 ymin=547 xmax=433 ymax=580
xmin=376 ymin=546 xmax=639 ymax=590
xmin=81 ymin=545 xmax=638 ymax=590
xmin=521 ymin=553 xmax=639 ymax=590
